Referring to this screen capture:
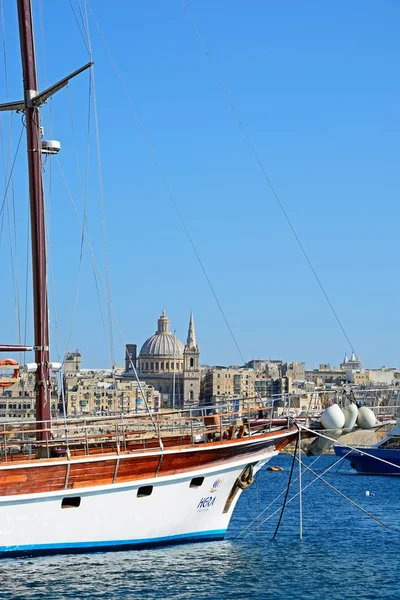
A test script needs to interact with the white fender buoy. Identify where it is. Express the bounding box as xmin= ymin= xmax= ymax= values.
xmin=343 ymin=403 xmax=358 ymax=430
xmin=321 ymin=404 xmax=345 ymax=430
xmin=357 ymin=406 xmax=378 ymax=429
